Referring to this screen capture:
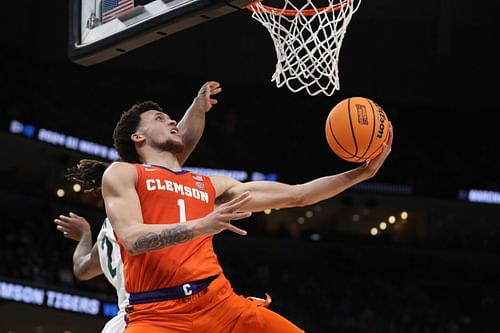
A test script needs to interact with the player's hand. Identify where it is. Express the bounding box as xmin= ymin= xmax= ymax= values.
xmin=196 ymin=81 xmax=222 ymax=113
xmin=193 ymin=192 xmax=252 ymax=236
xmin=363 ymin=121 xmax=393 ymax=178
xmin=54 ymin=212 xmax=91 ymax=241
